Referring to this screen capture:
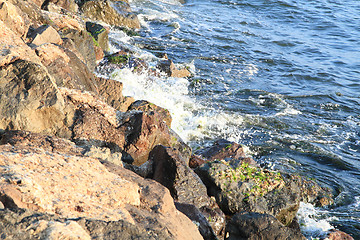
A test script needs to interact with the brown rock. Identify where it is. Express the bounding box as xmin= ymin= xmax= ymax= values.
xmin=128 ymin=100 xmax=172 ymax=128
xmin=0 ymin=0 xmax=31 ymax=37
xmin=157 ymin=59 xmax=191 ymax=78
xmin=0 ymin=144 xmax=139 ymax=222
xmin=44 ymin=0 xmax=78 ymax=12
xmin=124 ymin=112 xmax=173 ymax=165
xmin=60 ymin=28 xmax=97 ymax=72
xmin=94 ymin=45 xmax=105 ymax=61
xmin=94 ymin=77 xmax=135 ymax=112
xmin=189 ymin=154 xmax=207 ymax=168
xmin=324 ymin=230 xmax=354 ymax=240
xmin=81 ymin=0 xmax=140 ymax=29
xmin=0 ymin=59 xmax=74 ymax=138
xmin=35 ymin=43 xmax=99 ymax=93
xmin=0 ymin=20 xmax=41 ymax=67
xmin=28 ymin=24 xmax=63 ymax=46
xmin=102 ymin=160 xmax=203 ymax=240
xmin=149 ymin=145 xmax=211 ymax=208
xmin=195 ymin=139 xmax=247 ymax=162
